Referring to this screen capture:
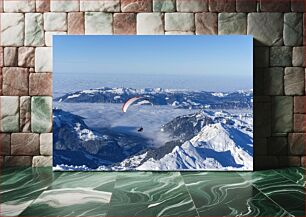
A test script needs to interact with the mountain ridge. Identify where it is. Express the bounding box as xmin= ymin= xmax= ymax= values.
xmin=53 ymin=108 xmax=253 ymax=171
xmin=55 ymin=87 xmax=253 ymax=110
